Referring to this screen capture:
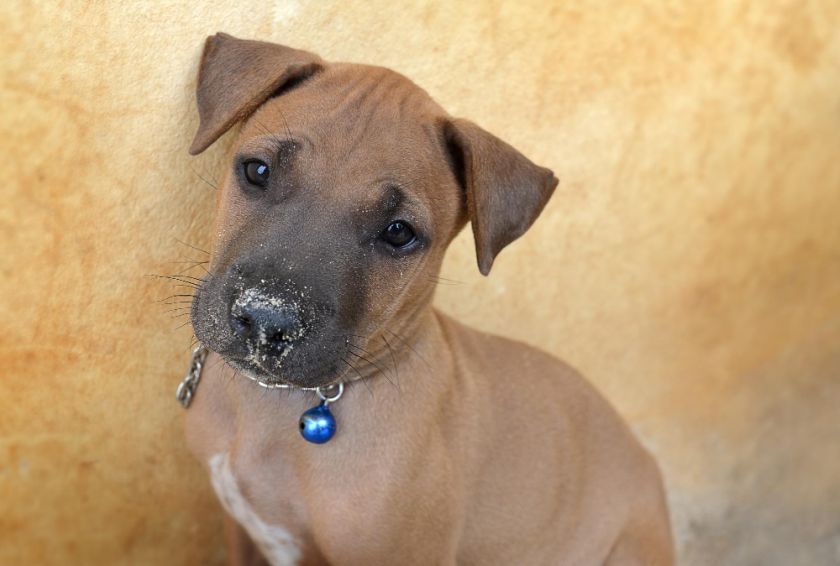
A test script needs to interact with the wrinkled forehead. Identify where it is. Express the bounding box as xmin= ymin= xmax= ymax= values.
xmin=241 ymin=63 xmax=448 ymax=172
xmin=227 ymin=63 xmax=463 ymax=238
